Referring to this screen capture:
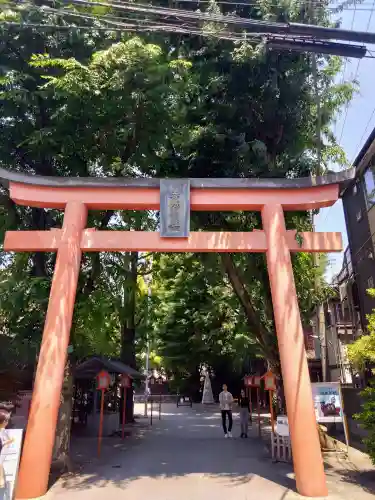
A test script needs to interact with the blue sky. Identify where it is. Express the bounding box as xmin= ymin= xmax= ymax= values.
xmin=315 ymin=5 xmax=375 ymax=281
